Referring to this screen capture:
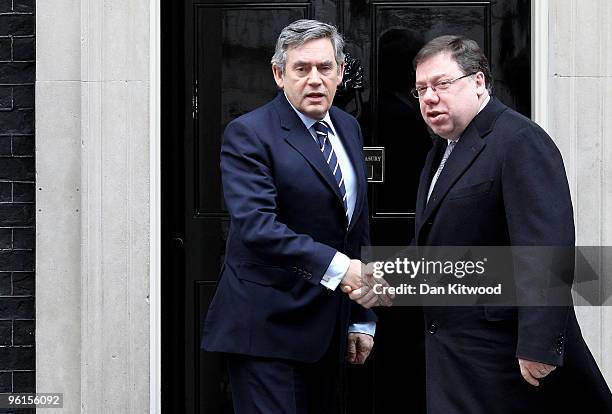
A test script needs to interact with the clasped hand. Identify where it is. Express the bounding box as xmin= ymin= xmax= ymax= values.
xmin=340 ymin=260 xmax=394 ymax=308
